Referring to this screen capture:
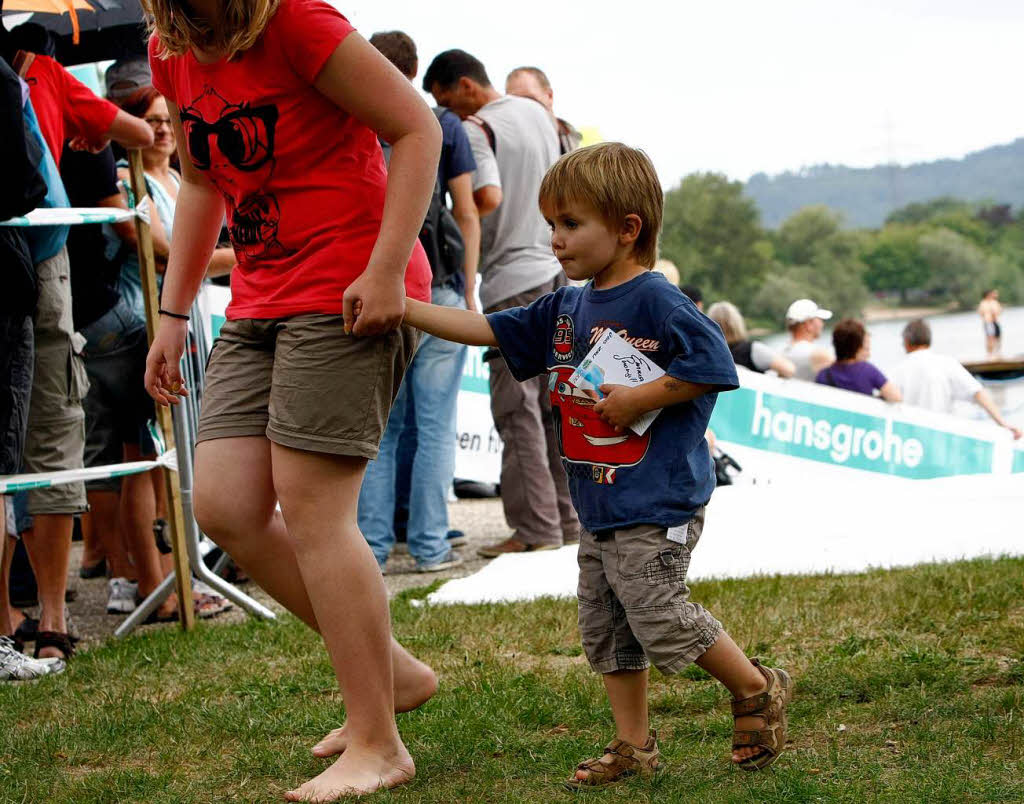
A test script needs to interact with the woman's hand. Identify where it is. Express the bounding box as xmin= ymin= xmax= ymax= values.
xmin=343 ymin=266 xmax=405 ymax=336
xmin=145 ymin=318 xmax=190 ymax=405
